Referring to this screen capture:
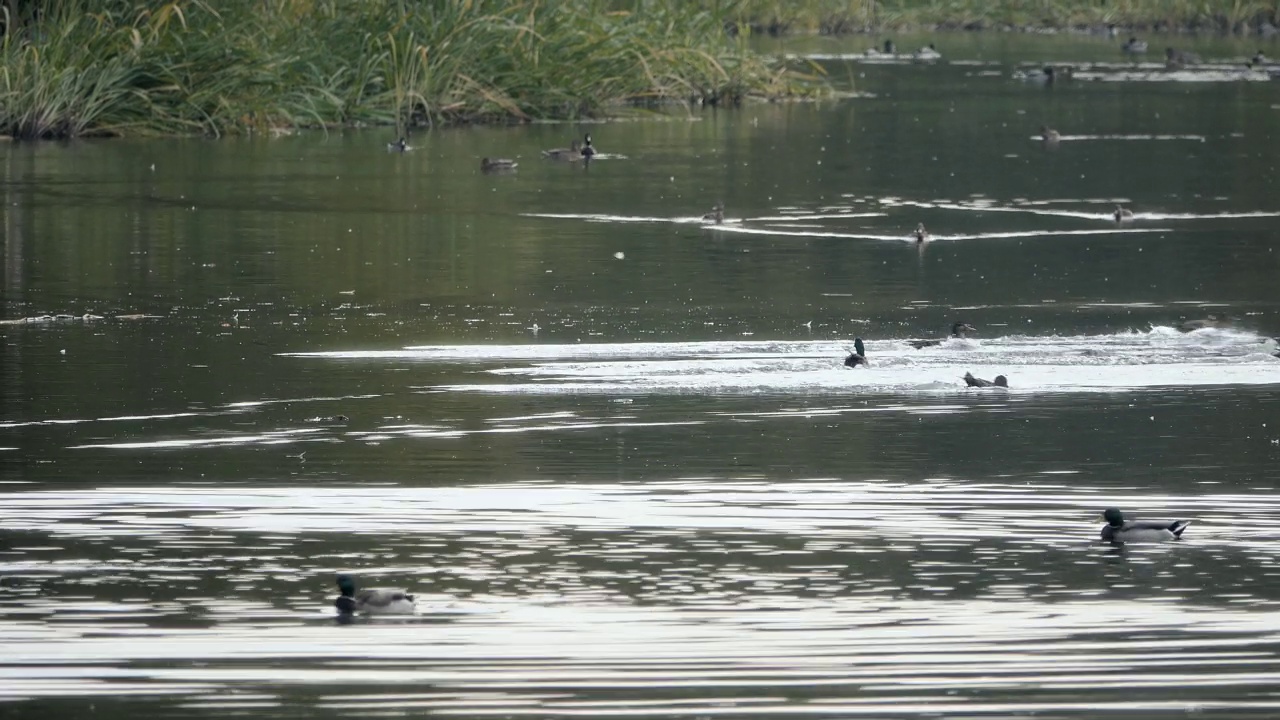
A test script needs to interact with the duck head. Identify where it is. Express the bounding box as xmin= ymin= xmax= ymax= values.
xmin=336 ymin=574 xmax=356 ymax=597
xmin=993 ymin=375 xmax=1008 ymax=387
xmin=1103 ymin=508 xmax=1125 ymax=527
xmin=915 ymin=223 xmax=928 ymax=241
xmin=951 ymin=321 xmax=976 ymax=337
